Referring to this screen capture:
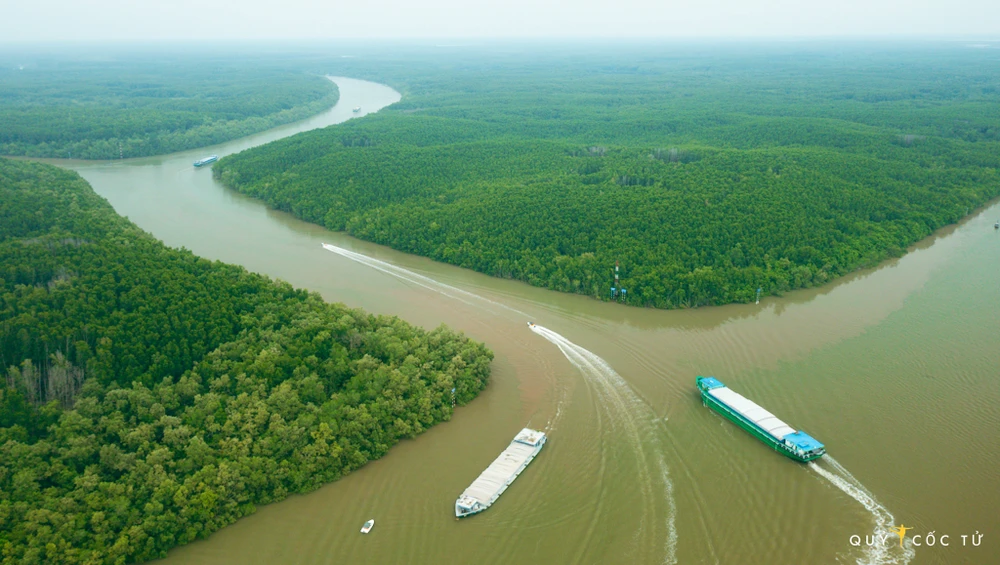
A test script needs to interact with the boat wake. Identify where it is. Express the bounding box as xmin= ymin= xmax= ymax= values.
xmin=321 ymin=243 xmax=528 ymax=316
xmin=320 ymin=242 xmax=913 ymax=564
xmin=809 ymin=457 xmax=915 ymax=565
xmin=321 ymin=242 xmax=676 ymax=564
xmin=321 ymin=243 xmax=571 ymax=430
xmin=529 ymin=324 xmax=678 ymax=565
